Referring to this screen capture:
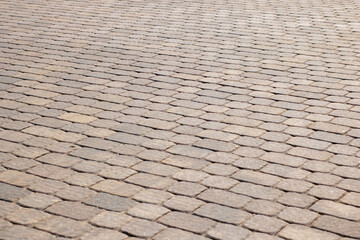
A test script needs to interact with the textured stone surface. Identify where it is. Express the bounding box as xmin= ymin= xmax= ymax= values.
xmin=1 ymin=0 xmax=360 ymax=238
xmin=121 ymin=219 xmax=165 ymax=238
